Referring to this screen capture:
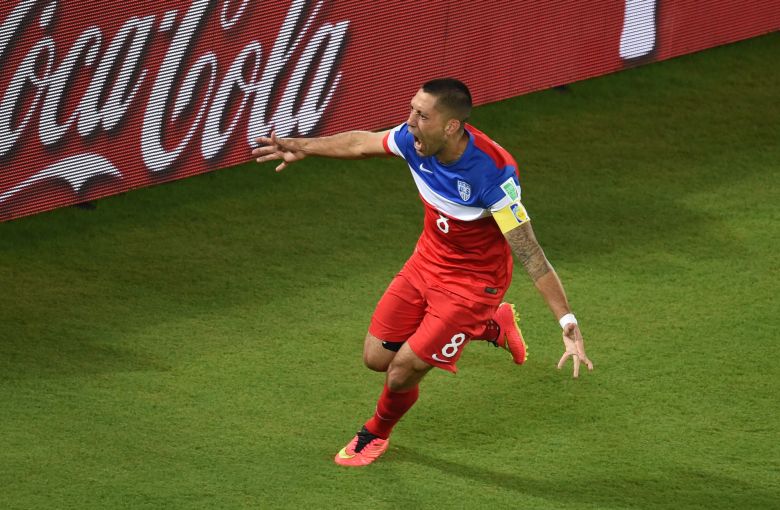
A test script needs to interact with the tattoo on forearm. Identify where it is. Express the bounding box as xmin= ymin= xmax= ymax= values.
xmin=506 ymin=223 xmax=552 ymax=282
